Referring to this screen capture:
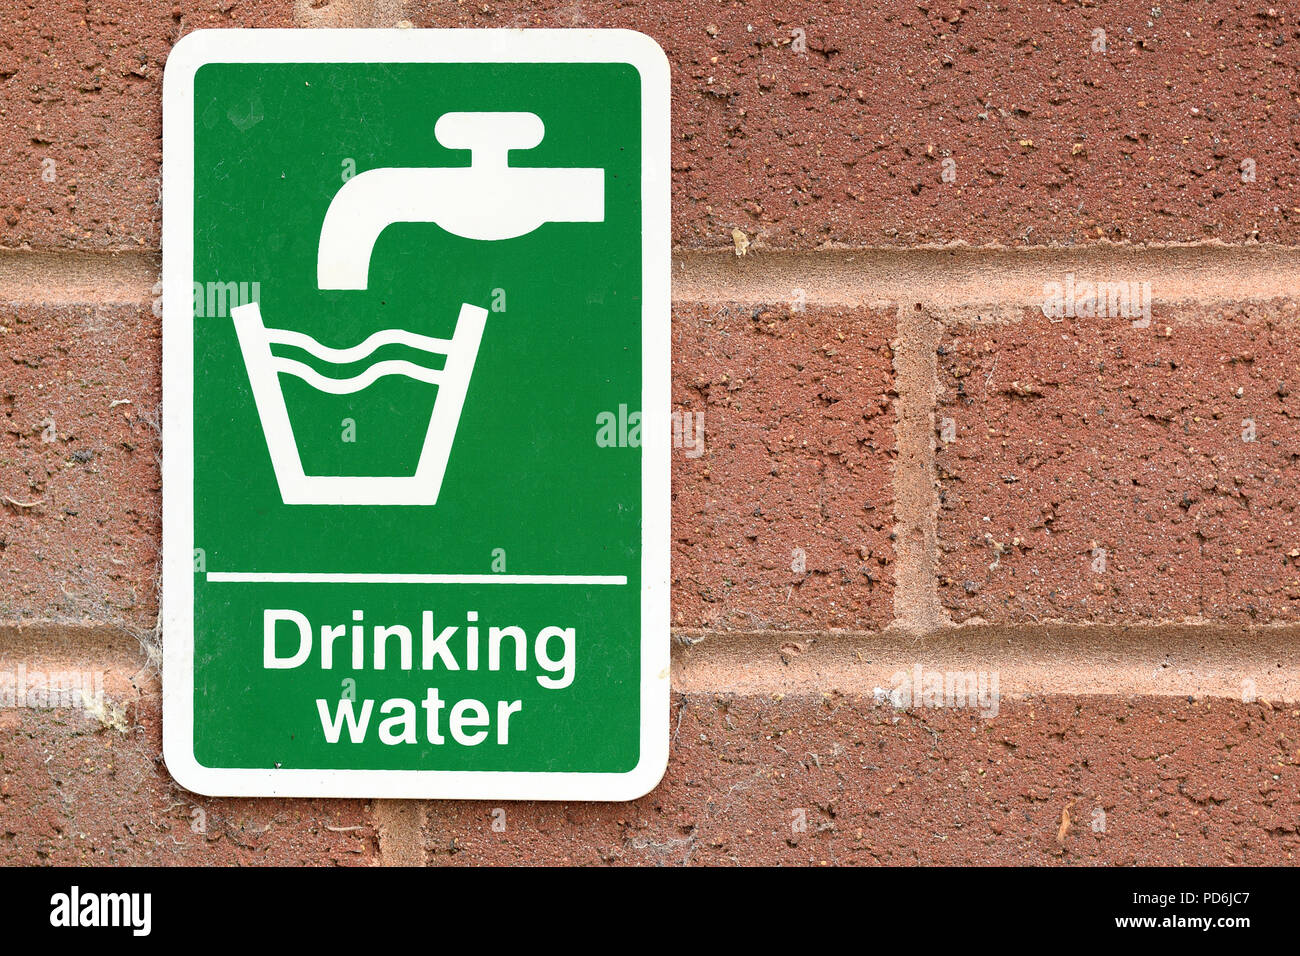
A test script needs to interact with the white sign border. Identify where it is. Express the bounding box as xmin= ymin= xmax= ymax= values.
xmin=161 ymin=28 xmax=671 ymax=800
